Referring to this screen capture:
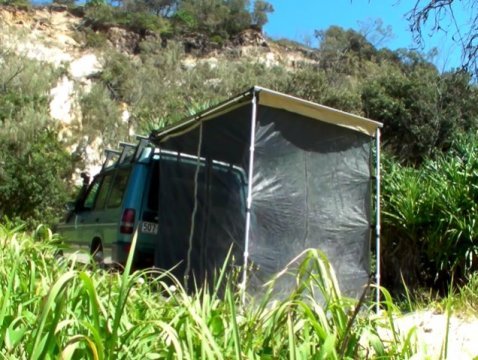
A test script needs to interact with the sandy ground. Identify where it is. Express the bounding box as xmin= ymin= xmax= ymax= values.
xmin=387 ymin=310 xmax=478 ymax=359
